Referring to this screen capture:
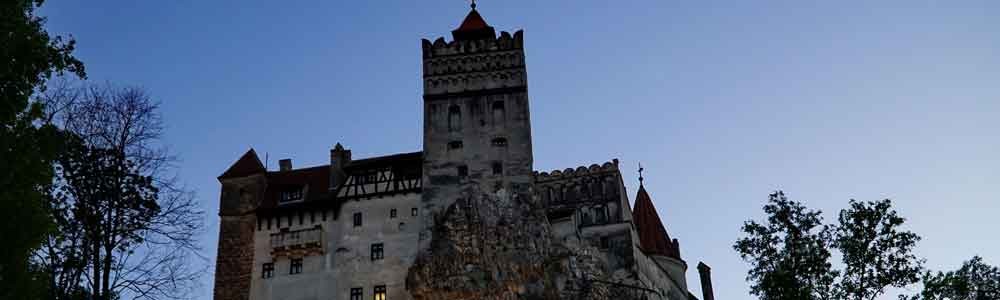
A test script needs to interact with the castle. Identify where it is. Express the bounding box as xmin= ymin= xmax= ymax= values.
xmin=213 ymin=6 xmax=715 ymax=300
